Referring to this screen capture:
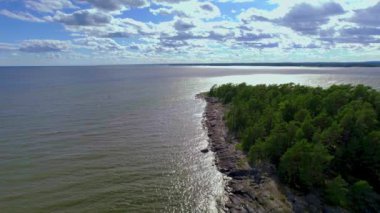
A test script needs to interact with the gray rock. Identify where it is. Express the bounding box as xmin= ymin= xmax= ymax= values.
xmin=201 ymin=148 xmax=209 ymax=153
